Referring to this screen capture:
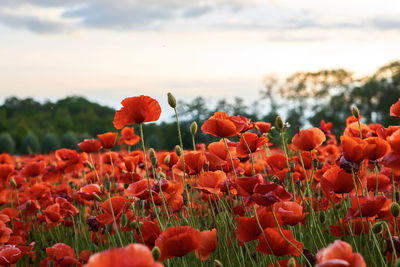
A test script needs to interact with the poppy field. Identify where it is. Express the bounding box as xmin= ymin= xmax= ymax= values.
xmin=2 ymin=93 xmax=400 ymax=267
